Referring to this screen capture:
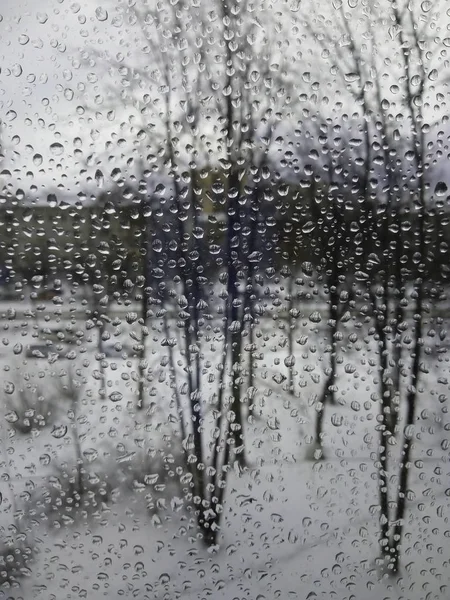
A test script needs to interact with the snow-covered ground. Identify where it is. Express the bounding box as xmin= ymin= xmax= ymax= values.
xmin=0 ymin=301 xmax=449 ymax=599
